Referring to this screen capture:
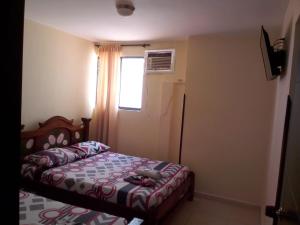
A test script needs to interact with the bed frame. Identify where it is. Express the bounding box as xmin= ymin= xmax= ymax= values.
xmin=20 ymin=116 xmax=195 ymax=225
xmin=21 ymin=116 xmax=91 ymax=158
